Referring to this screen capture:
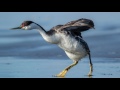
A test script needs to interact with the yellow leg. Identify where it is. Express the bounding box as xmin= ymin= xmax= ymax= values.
xmin=88 ymin=63 xmax=93 ymax=76
xmin=56 ymin=61 xmax=78 ymax=77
